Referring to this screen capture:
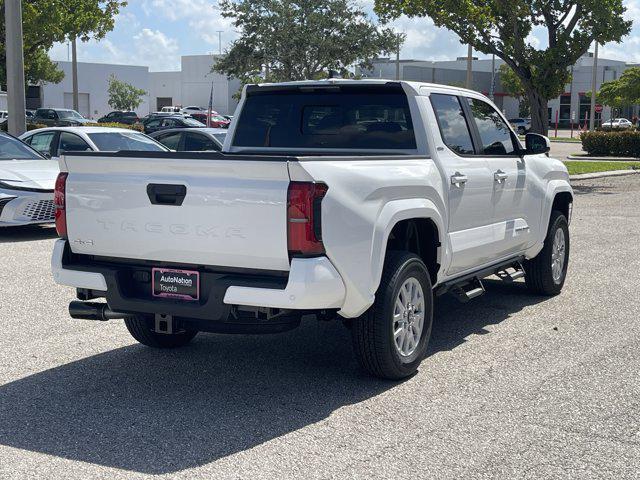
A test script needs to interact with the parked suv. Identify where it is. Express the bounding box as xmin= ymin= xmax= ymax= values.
xmin=52 ymin=80 xmax=573 ymax=380
xmin=33 ymin=108 xmax=93 ymax=127
xmin=97 ymin=111 xmax=139 ymax=125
